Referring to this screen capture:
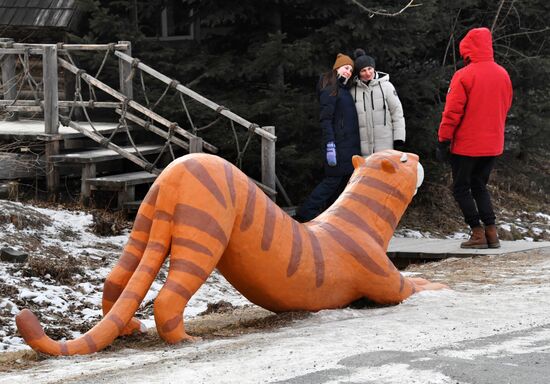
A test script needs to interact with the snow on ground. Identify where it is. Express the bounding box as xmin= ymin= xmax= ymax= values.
xmin=0 ymin=200 xmax=251 ymax=352
xmin=0 ymin=198 xmax=549 ymax=359
xmin=2 ymin=249 xmax=550 ymax=383
xmin=0 ymin=200 xmax=550 ymax=384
